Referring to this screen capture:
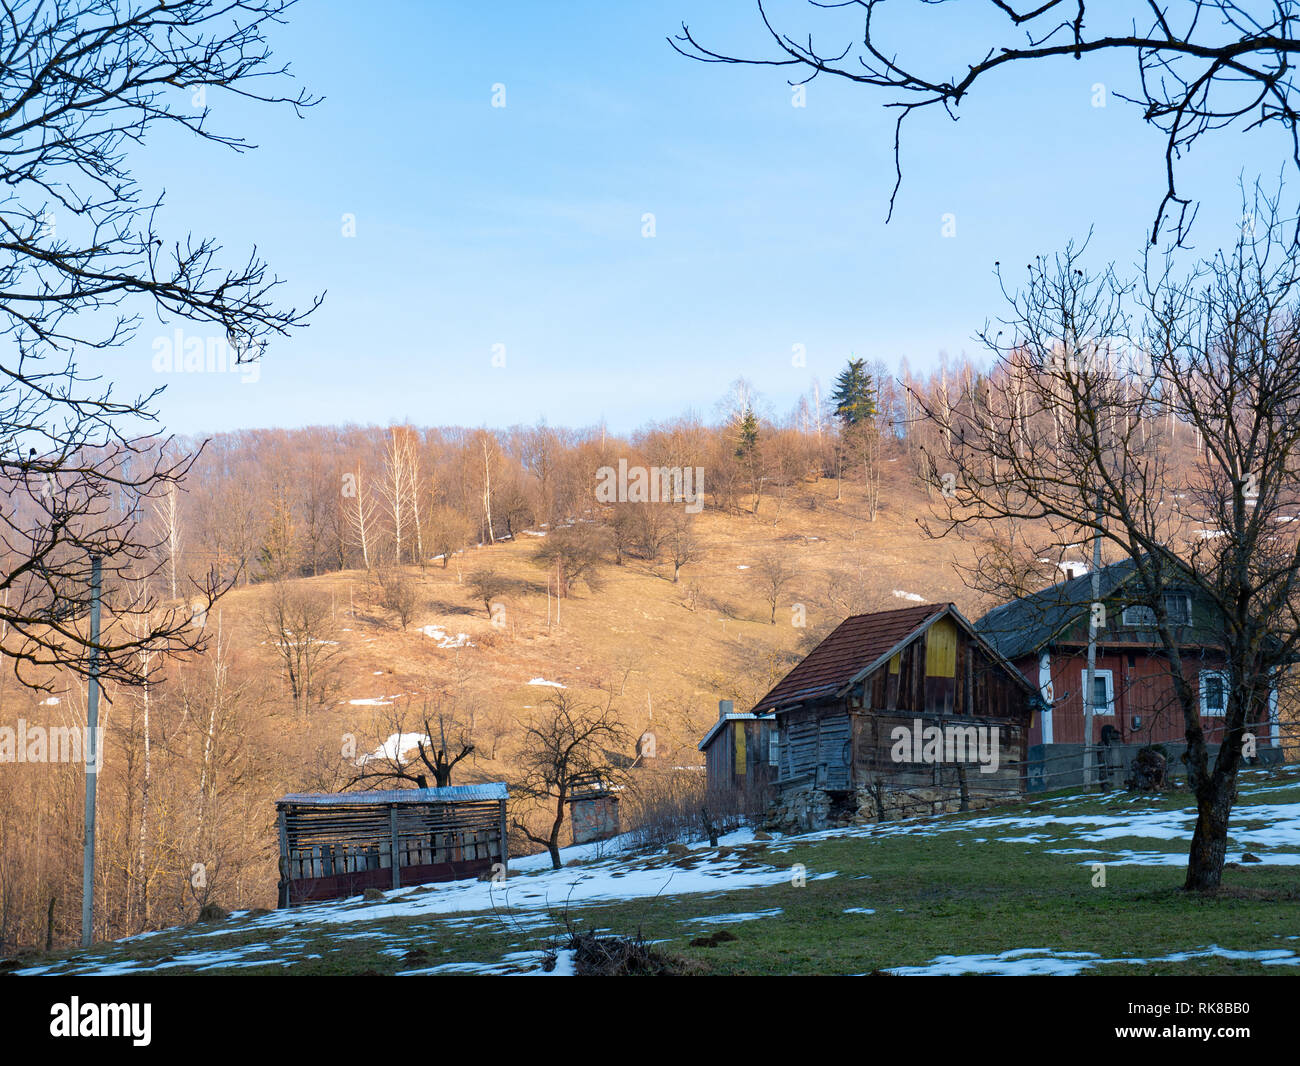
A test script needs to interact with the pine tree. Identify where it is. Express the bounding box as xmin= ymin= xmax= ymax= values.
xmin=831 ymin=358 xmax=877 ymax=426
xmin=734 ymin=408 xmax=760 ymax=461
xmin=733 ymin=407 xmax=763 ymax=512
